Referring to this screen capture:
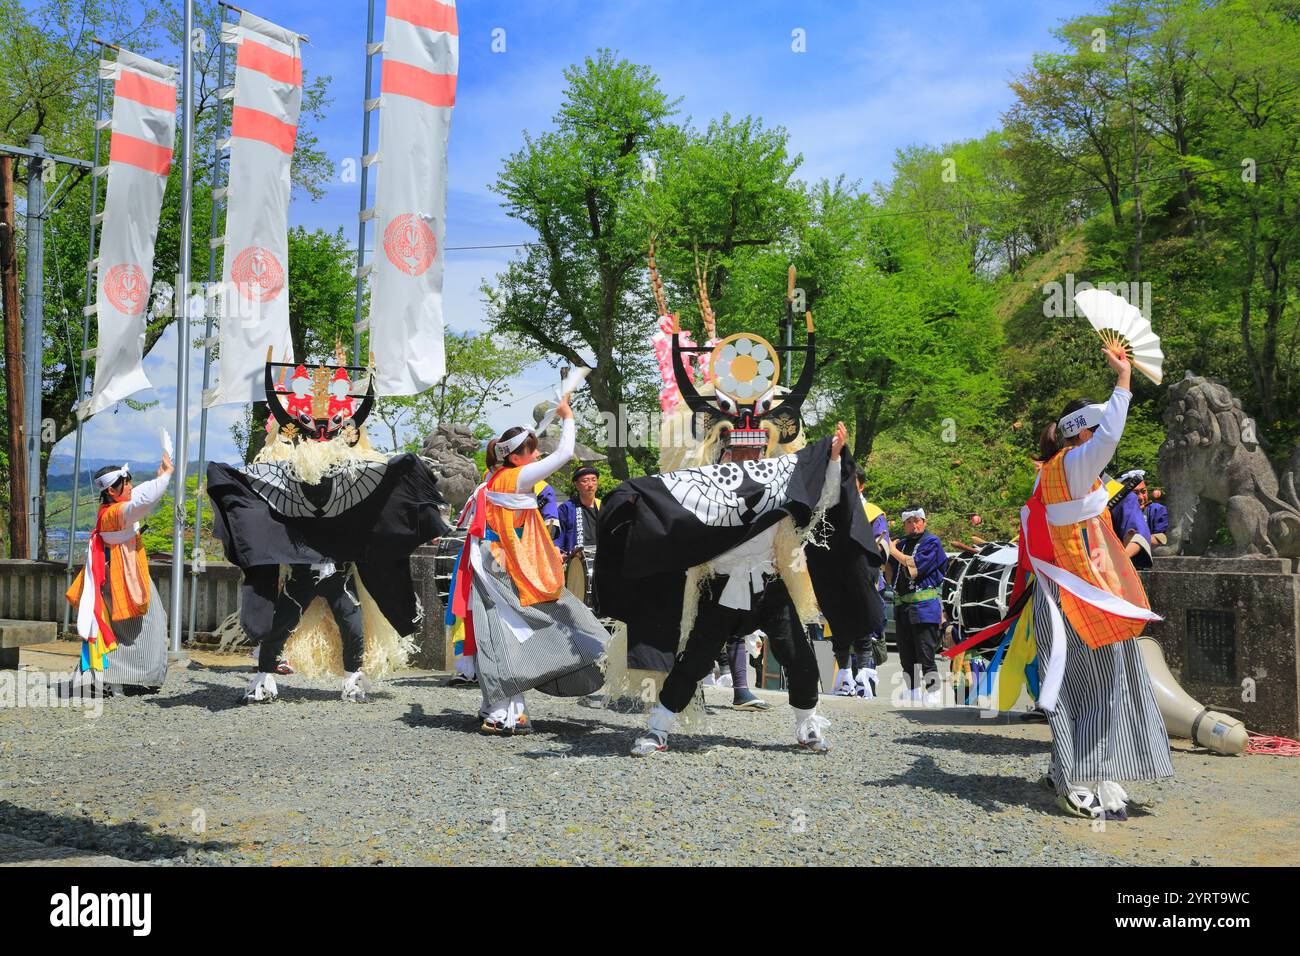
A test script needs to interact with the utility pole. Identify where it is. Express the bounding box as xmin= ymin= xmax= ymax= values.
xmin=0 ymin=137 xmax=92 ymax=561
xmin=1 ymin=154 xmax=27 ymax=558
